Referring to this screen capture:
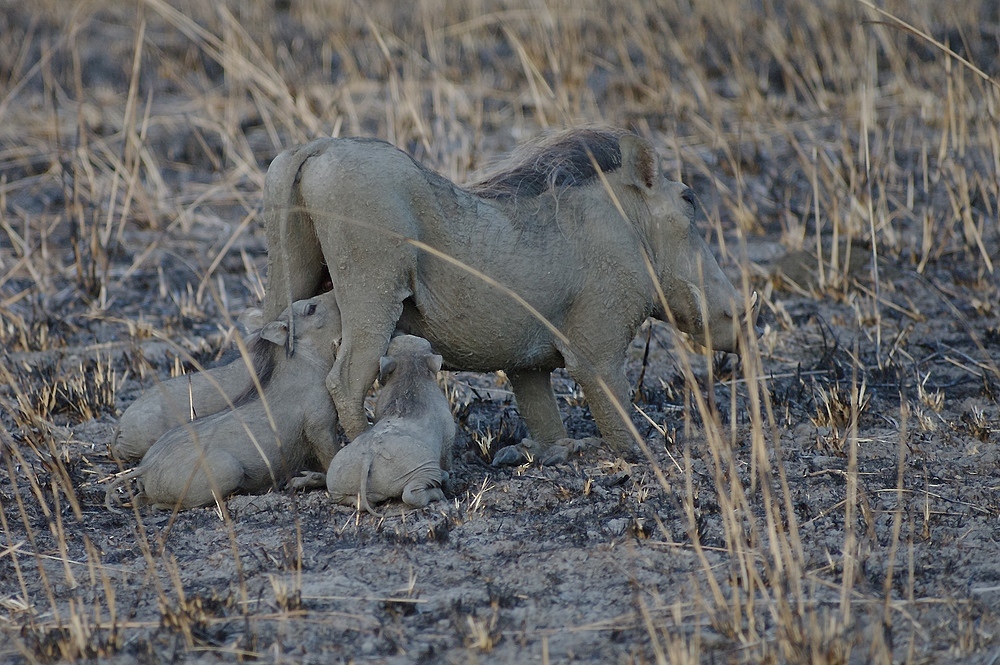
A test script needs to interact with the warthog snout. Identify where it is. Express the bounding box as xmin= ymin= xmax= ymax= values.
xmin=694 ymin=288 xmax=761 ymax=354
xmin=666 ymin=260 xmax=760 ymax=355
